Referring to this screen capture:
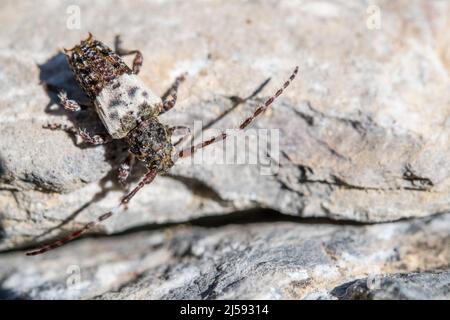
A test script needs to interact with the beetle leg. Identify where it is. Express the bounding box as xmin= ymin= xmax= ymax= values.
xmin=168 ymin=126 xmax=192 ymax=147
xmin=160 ymin=73 xmax=187 ymax=114
xmin=114 ymin=35 xmax=143 ymax=74
xmin=42 ymin=83 xmax=93 ymax=110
